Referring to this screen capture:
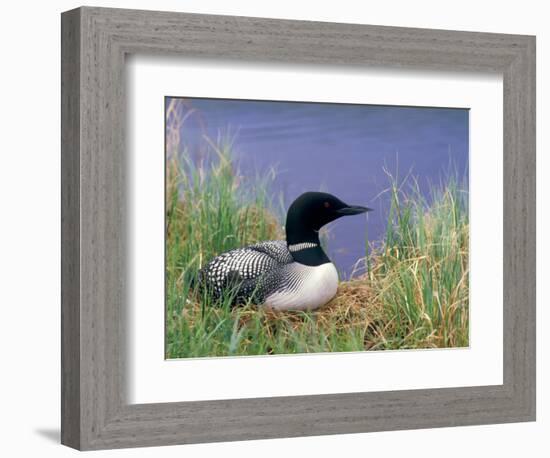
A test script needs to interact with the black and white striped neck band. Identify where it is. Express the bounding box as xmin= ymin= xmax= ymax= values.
xmin=288 ymin=242 xmax=318 ymax=252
